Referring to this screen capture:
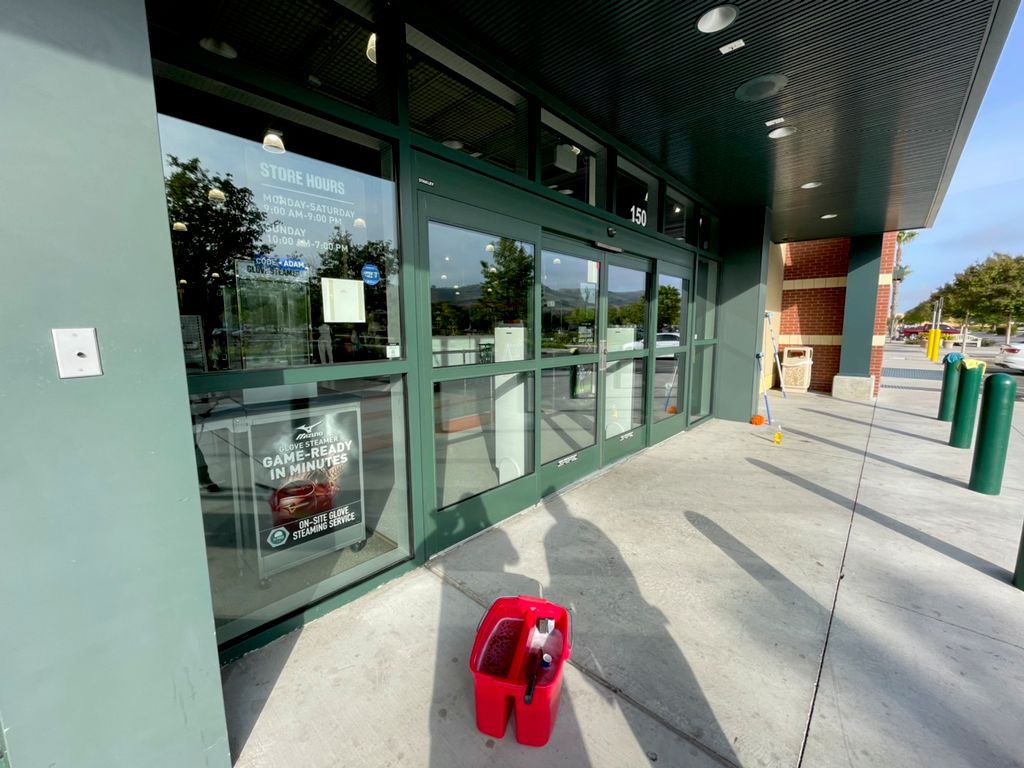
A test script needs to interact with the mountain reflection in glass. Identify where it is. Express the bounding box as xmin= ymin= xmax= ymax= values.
xmin=428 ymin=221 xmax=534 ymax=367
xmin=540 ymin=251 xmax=599 ymax=357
